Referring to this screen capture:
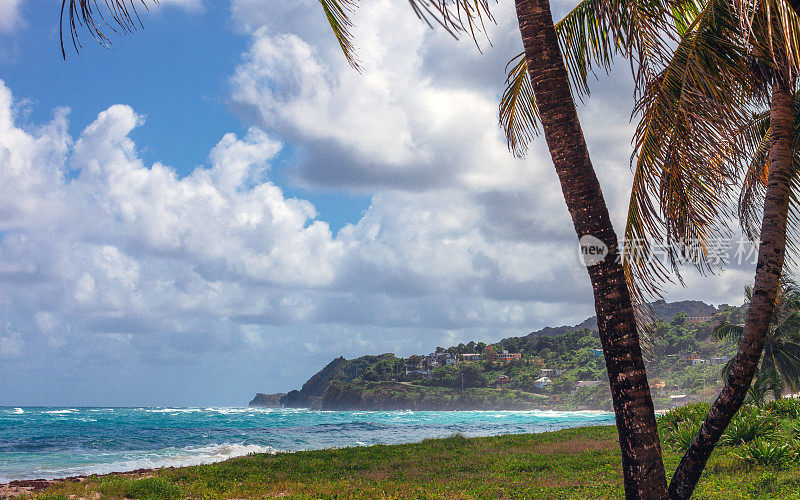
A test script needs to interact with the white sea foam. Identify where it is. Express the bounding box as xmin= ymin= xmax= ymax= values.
xmin=43 ymin=409 xmax=78 ymax=414
xmin=3 ymin=443 xmax=278 ymax=483
xmin=145 ymin=408 xmax=203 ymax=413
xmin=205 ymin=407 xmax=252 ymax=415
xmin=12 ymin=408 xmax=24 ymax=414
